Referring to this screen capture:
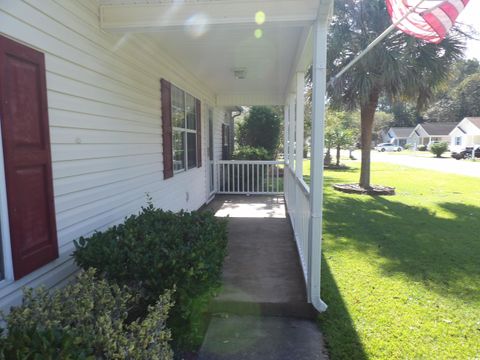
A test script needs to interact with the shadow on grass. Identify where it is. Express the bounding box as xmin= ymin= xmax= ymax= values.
xmin=323 ymin=194 xmax=480 ymax=302
xmin=319 ymin=257 xmax=368 ymax=360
